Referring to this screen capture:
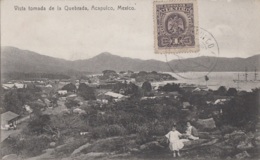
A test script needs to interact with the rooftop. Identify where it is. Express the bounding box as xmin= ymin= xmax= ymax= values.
xmin=1 ymin=111 xmax=19 ymax=122
xmin=104 ymin=92 xmax=125 ymax=98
